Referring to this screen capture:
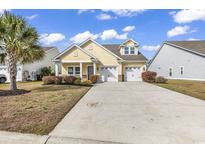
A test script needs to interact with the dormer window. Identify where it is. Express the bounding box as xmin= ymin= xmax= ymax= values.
xmin=124 ymin=46 xmax=136 ymax=55
xmin=124 ymin=47 xmax=129 ymax=55
xmin=130 ymin=47 xmax=135 ymax=54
